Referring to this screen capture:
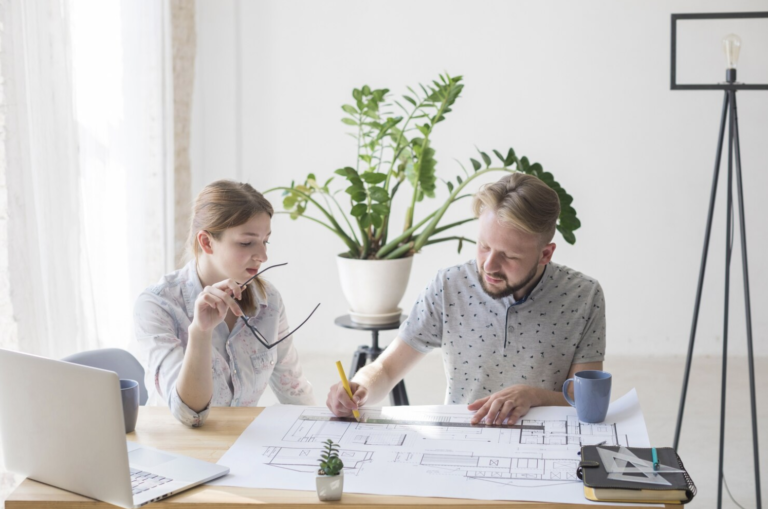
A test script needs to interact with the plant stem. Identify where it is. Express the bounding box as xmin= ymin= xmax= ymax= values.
xmin=328 ymin=192 xmax=360 ymax=245
xmin=383 ymin=100 xmax=424 ymax=193
xmin=385 ymin=241 xmax=414 ymax=259
xmin=403 ymin=85 xmax=453 ymax=236
xmin=412 ymin=167 xmax=512 ymax=253
xmin=425 ymin=236 xmax=477 ymax=246
xmin=427 ymin=217 xmax=478 ymax=237
xmin=375 ymin=179 xmax=403 ymax=245
xmin=266 ymin=186 xmax=360 ymax=253
xmin=376 ymin=209 xmax=437 ymax=259
xmin=375 ymin=193 xmax=473 ymax=259
xmin=274 ymin=212 xmax=359 ymax=254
